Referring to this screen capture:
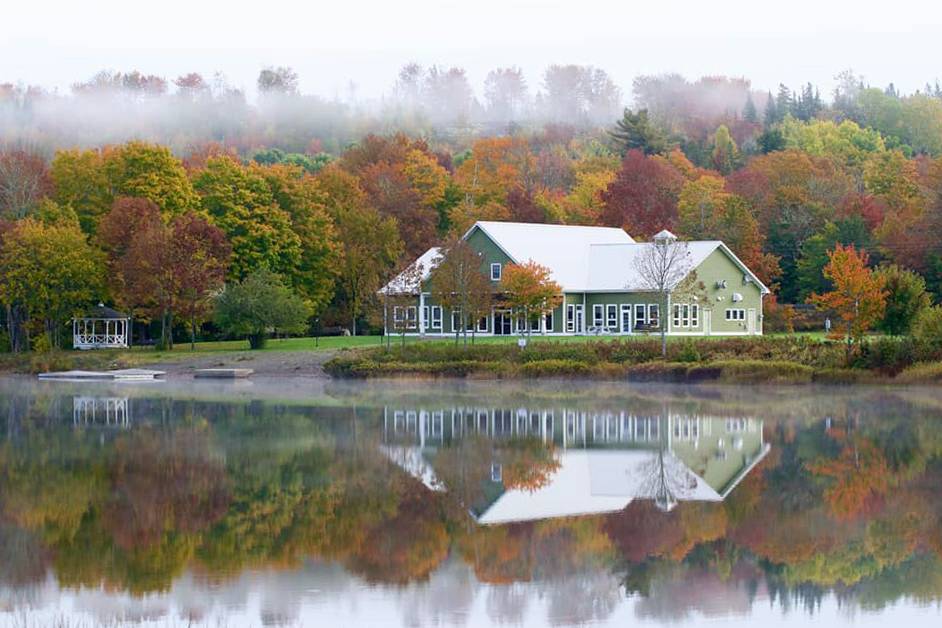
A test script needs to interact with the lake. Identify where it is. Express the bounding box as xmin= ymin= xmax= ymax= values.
xmin=1 ymin=377 xmax=941 ymax=627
